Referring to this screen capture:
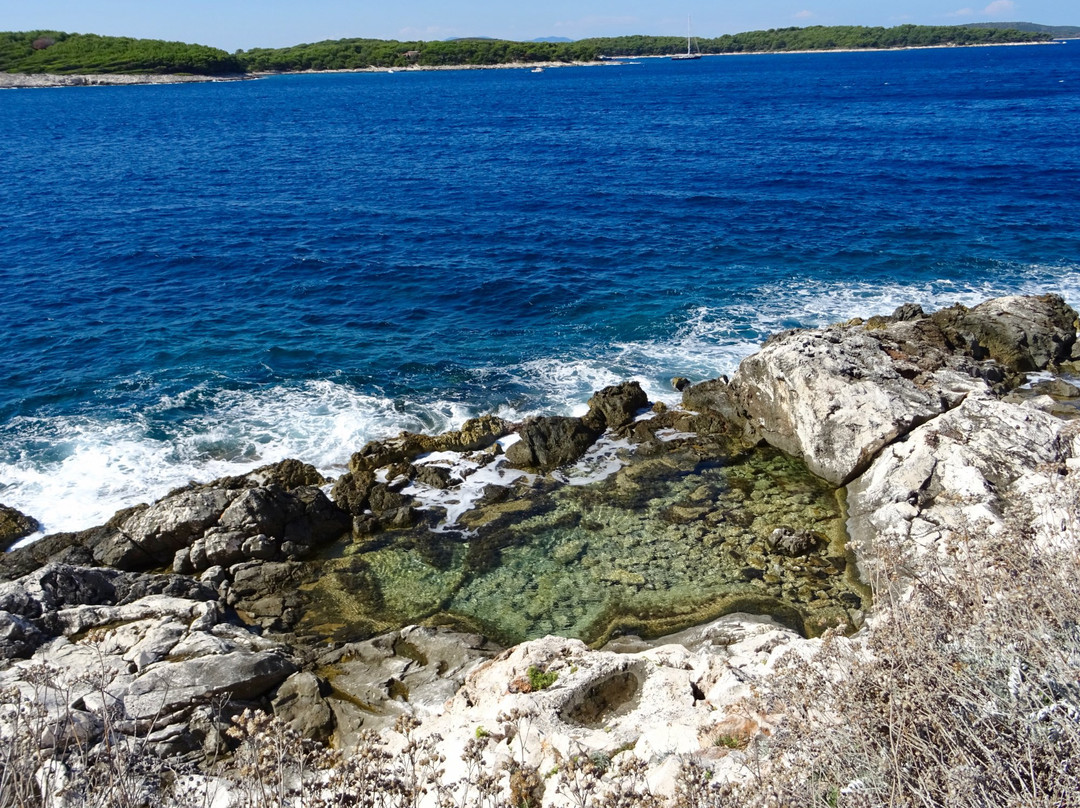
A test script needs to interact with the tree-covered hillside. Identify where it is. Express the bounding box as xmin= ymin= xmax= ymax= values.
xmin=960 ymin=21 xmax=1080 ymax=37
xmin=0 ymin=31 xmax=242 ymax=75
xmin=0 ymin=24 xmax=1055 ymax=76
xmin=238 ymin=25 xmax=1051 ymax=71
